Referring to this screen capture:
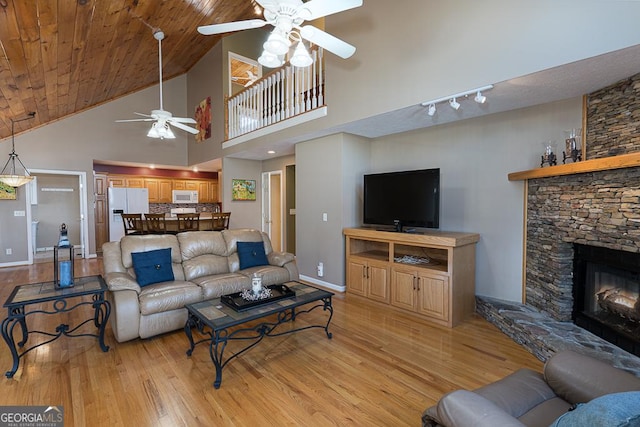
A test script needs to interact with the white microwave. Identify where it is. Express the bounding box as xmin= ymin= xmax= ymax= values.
xmin=172 ymin=190 xmax=198 ymax=204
